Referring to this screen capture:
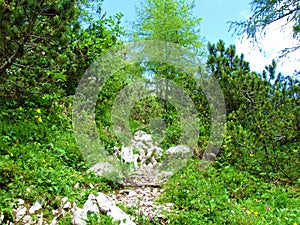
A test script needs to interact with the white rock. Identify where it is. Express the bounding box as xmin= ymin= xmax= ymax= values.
xmin=133 ymin=130 xmax=147 ymax=139
xmin=50 ymin=217 xmax=58 ymax=225
xmin=17 ymin=199 xmax=25 ymax=205
xmin=71 ymin=195 xmax=101 ymax=225
xmin=165 ymin=145 xmax=191 ymax=155
xmin=95 ymin=193 xmax=136 ymax=225
xmin=0 ymin=213 xmax=4 ymax=223
xmin=61 ymin=197 xmax=68 ymax=204
xmin=142 ymin=134 xmax=153 ymax=143
xmin=72 ymin=207 xmax=87 ymax=225
xmin=29 ymin=200 xmax=43 ymax=214
xmin=83 ymin=194 xmax=99 ymax=214
xmin=52 ymin=209 xmax=59 ymax=215
xmin=63 ymin=201 xmax=71 ymax=209
xmin=132 ymin=142 xmax=147 ymax=153
xmin=127 ymin=190 xmax=137 ymax=198
xmin=134 ymin=131 xmax=152 ymax=143
xmin=120 ymin=146 xmax=139 ymax=167
xmin=36 ymin=213 xmax=43 ymax=225
xmin=95 ymin=193 xmax=115 ymax=213
xmin=151 ymin=157 xmax=158 ymax=166
xmin=15 ymin=206 xmax=27 ymax=220
xmin=165 ymin=203 xmax=174 ymax=207
xmin=74 ymin=182 xmax=80 ymax=188
xmin=22 ymin=215 xmax=32 ymax=224
xmin=87 ymin=162 xmax=114 ymax=176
